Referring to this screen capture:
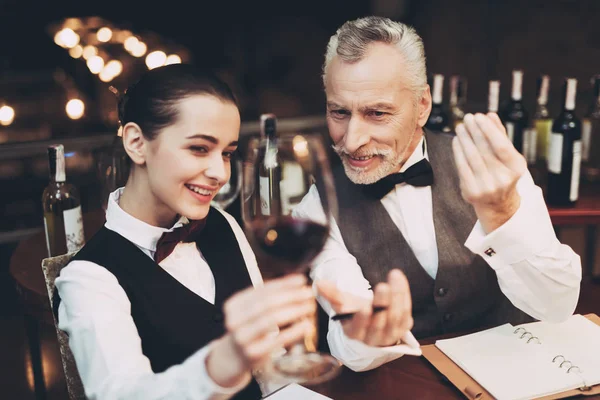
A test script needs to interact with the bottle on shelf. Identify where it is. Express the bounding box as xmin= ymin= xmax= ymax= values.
xmin=449 ymin=75 xmax=467 ymax=130
xmin=533 ymin=75 xmax=552 ymax=163
xmin=488 ymin=80 xmax=501 ymax=114
xmin=501 ymin=70 xmax=529 ymax=154
xmin=425 ymin=74 xmax=450 ymax=132
xmin=42 ymin=144 xmax=85 ymax=257
xmin=258 ymin=113 xmax=282 ymax=216
xmin=547 ymin=78 xmax=582 ymax=207
xmin=582 ymin=75 xmax=600 ymax=182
